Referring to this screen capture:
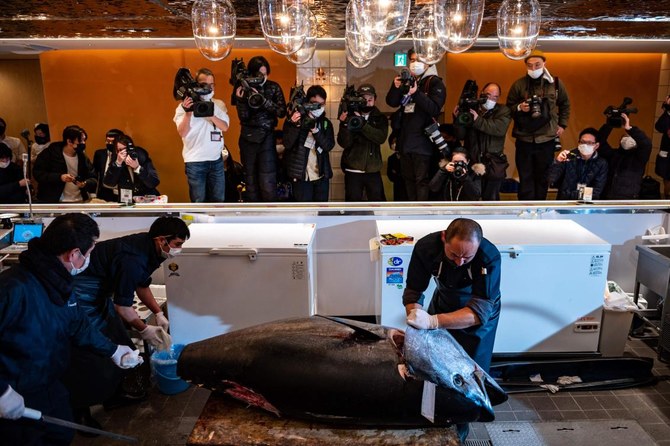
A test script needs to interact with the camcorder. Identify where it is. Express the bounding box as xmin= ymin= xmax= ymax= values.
xmin=399 ymin=69 xmax=416 ymax=95
xmin=173 ymin=68 xmax=214 ymax=117
xmin=456 ymin=80 xmax=486 ymax=126
xmin=338 ymin=85 xmax=368 ymax=131
xmin=229 ymin=58 xmax=266 ymax=109
xmin=451 ymin=160 xmax=469 ymax=180
xmin=424 ymin=122 xmax=451 ymax=159
xmin=526 ymin=95 xmax=545 ymax=119
xmin=604 ymin=97 xmax=638 ymax=128
xmin=287 ymin=82 xmax=321 ymax=128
